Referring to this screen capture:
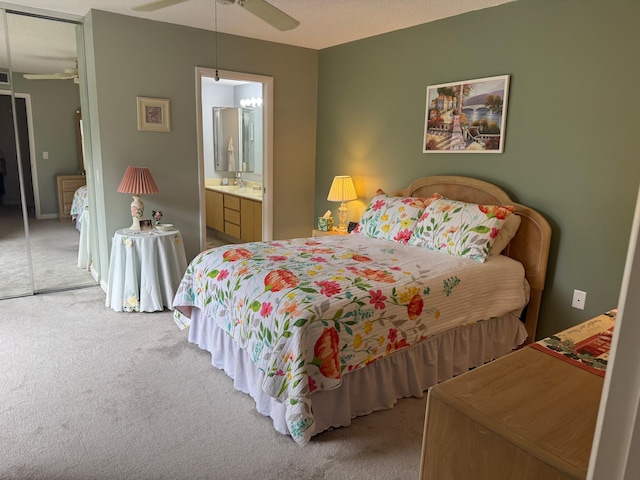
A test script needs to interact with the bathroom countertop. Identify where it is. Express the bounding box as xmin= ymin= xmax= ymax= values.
xmin=205 ymin=184 xmax=263 ymax=201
